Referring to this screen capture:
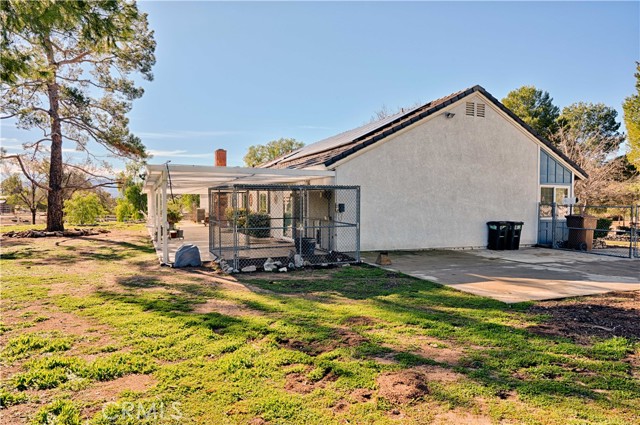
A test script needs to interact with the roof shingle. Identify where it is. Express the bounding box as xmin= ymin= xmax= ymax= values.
xmin=263 ymin=85 xmax=587 ymax=178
